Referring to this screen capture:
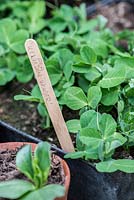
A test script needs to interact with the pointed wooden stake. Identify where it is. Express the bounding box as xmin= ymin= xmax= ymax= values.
xmin=25 ymin=39 xmax=75 ymax=152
